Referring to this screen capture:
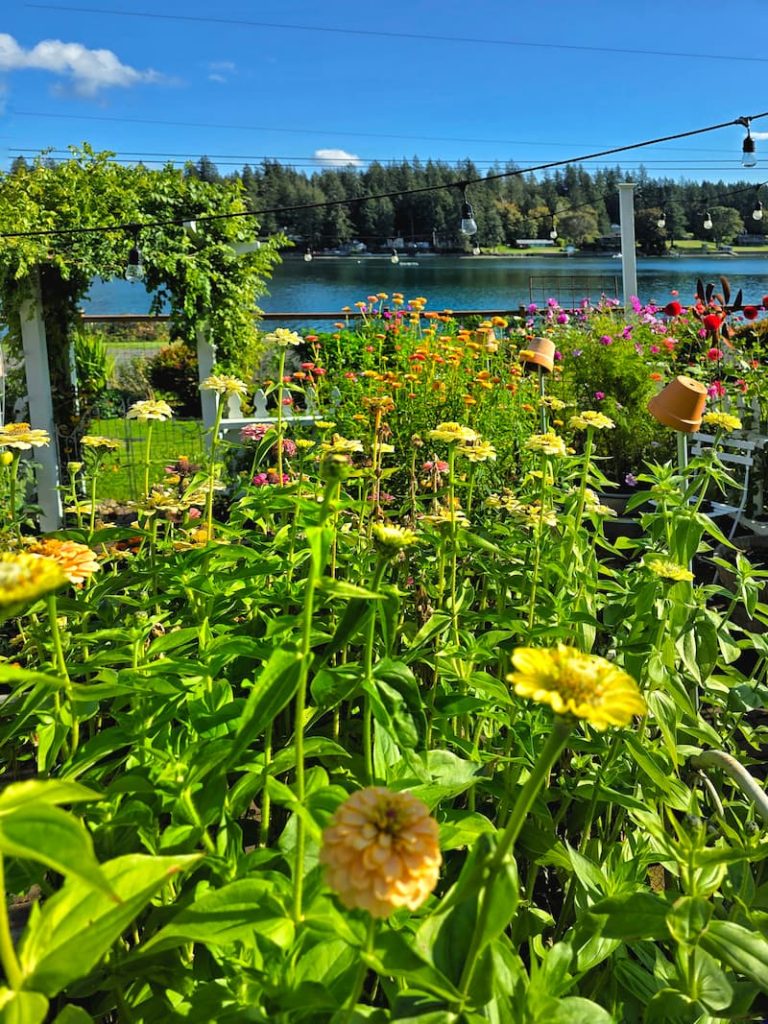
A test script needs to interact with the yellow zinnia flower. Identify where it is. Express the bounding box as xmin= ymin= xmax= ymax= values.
xmin=319 ymin=434 xmax=364 ymax=455
xmin=701 ymin=411 xmax=742 ymax=433
xmin=569 ymin=411 xmax=616 ymax=431
xmin=0 ymin=424 xmax=50 ymax=450
xmin=645 ymin=557 xmax=694 ymax=583
xmin=126 ymin=399 xmax=174 ymax=422
xmin=320 ymin=787 xmax=441 ymax=918
xmin=525 ymin=432 xmax=567 ymax=457
xmin=81 ymin=435 xmax=121 ymax=451
xmin=427 ymin=422 xmax=478 ymax=445
xmin=507 ymin=646 xmax=645 ymax=730
xmin=0 ymin=552 xmax=67 ymax=617
xmin=458 ymin=440 xmax=497 ymax=462
xmin=200 ymin=374 xmax=249 ymax=397
xmin=263 ymin=327 xmax=303 ymax=348
xmin=26 ymin=539 xmax=100 ymax=585
xmin=372 ymin=523 xmax=418 ymax=554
